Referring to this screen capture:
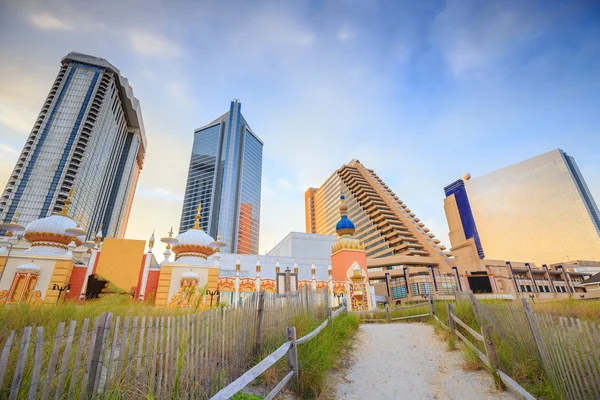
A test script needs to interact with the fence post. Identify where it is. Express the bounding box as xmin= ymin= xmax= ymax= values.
xmin=343 ymin=300 xmax=348 ymax=316
xmin=385 ymin=303 xmax=390 ymax=321
xmin=327 ymin=307 xmax=332 ymax=325
xmin=521 ymin=298 xmax=552 ymax=374
xmin=304 ymin=285 xmax=310 ymax=313
xmin=467 ymin=292 xmax=482 ymax=324
xmin=254 ymin=290 xmax=265 ymax=357
xmin=447 ymin=304 xmax=456 ymax=334
xmin=481 ymin=324 xmax=499 ymax=370
xmin=286 ymin=326 xmax=298 ymax=384
xmin=86 ymin=312 xmax=110 ymax=397
xmin=428 ymin=296 xmax=435 ymax=316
